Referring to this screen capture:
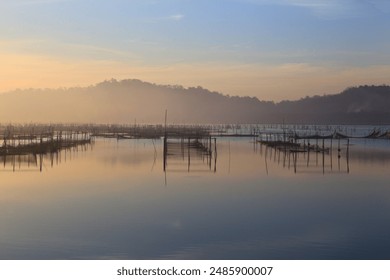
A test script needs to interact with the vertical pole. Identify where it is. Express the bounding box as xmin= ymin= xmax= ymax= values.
xmin=164 ymin=109 xmax=167 ymax=139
